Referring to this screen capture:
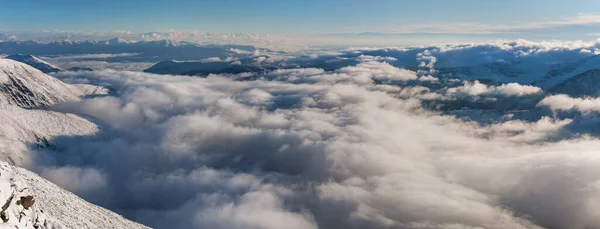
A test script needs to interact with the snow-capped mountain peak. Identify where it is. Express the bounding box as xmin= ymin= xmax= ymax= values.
xmin=83 ymin=39 xmax=98 ymax=45
xmin=48 ymin=40 xmax=74 ymax=46
xmin=105 ymin=37 xmax=130 ymax=45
